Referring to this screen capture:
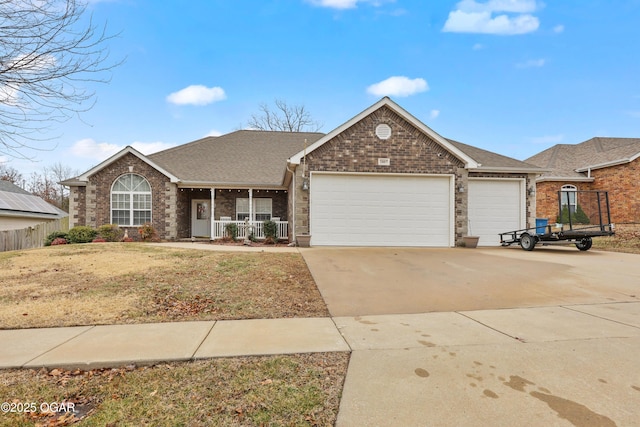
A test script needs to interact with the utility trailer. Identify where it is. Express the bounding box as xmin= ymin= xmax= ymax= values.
xmin=499 ymin=190 xmax=615 ymax=251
